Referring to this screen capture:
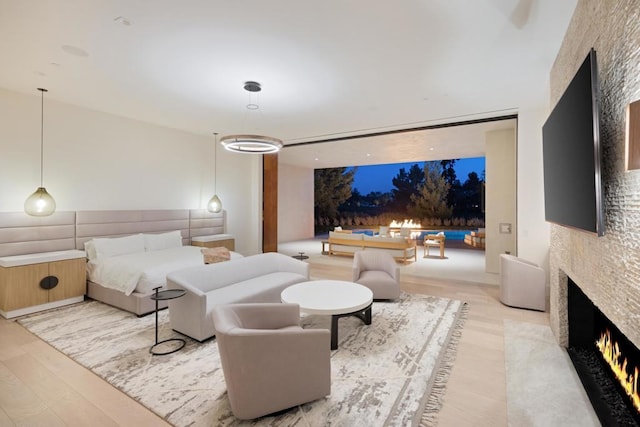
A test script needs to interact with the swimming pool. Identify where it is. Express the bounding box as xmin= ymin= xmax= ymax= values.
xmin=350 ymin=229 xmax=476 ymax=240
xmin=418 ymin=230 xmax=471 ymax=241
